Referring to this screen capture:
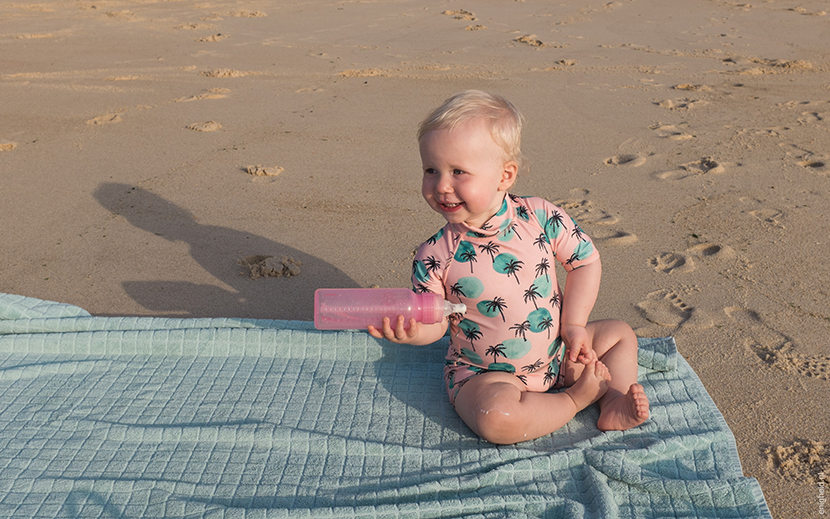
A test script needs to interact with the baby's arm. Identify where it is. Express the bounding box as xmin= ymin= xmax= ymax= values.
xmin=560 ymin=259 xmax=602 ymax=363
xmin=367 ymin=317 xmax=448 ymax=346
